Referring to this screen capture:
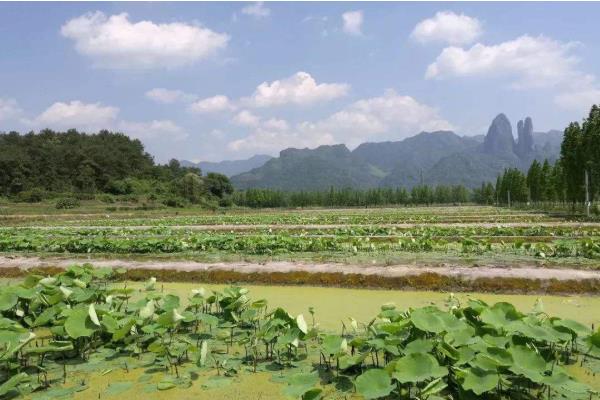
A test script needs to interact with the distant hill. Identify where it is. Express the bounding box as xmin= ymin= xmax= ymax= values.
xmin=232 ymin=145 xmax=381 ymax=190
xmin=230 ymin=114 xmax=563 ymax=190
xmin=181 ymin=154 xmax=272 ymax=177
